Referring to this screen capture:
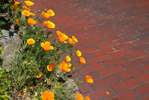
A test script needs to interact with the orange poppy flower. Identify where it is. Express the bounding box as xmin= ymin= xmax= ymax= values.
xmin=44 ymin=21 xmax=55 ymax=29
xmin=18 ymin=93 xmax=21 ymax=97
xmin=80 ymin=57 xmax=86 ymax=64
xmin=13 ymin=2 xmax=20 ymax=7
xmin=37 ymin=73 xmax=42 ymax=78
xmin=41 ymin=41 xmax=54 ymax=52
xmin=56 ymin=31 xmax=68 ymax=43
xmin=47 ymin=62 xmax=55 ymax=71
xmin=42 ymin=12 xmax=50 ymax=19
xmin=22 ymin=10 xmax=30 ymax=17
xmin=75 ymin=93 xmax=83 ymax=100
xmin=72 ymin=36 xmax=78 ymax=43
xmin=68 ymin=35 xmax=78 ymax=45
xmin=23 ymin=6 xmax=30 ymax=10
xmin=106 ymin=92 xmax=110 ymax=95
xmin=29 ymin=13 xmax=35 ymax=16
xmin=86 ymin=75 xmax=93 ymax=84
xmin=47 ymin=9 xmax=55 ymax=16
xmin=27 ymin=38 xmax=35 ymax=45
xmin=85 ymin=96 xmax=91 ymax=100
xmin=24 ymin=1 xmax=34 ymax=7
xmin=16 ymin=18 xmax=20 ymax=25
xmin=65 ymin=56 xmax=71 ymax=62
xmin=76 ymin=50 xmax=81 ymax=57
xmin=41 ymin=90 xmax=54 ymax=100
xmin=27 ymin=18 xmax=36 ymax=25
xmin=68 ymin=38 xmax=74 ymax=44
xmin=59 ymin=61 xmax=71 ymax=72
